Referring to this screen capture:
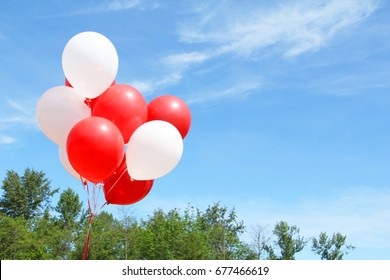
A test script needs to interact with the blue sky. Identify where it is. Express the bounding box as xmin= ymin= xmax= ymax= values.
xmin=1 ymin=0 xmax=390 ymax=260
